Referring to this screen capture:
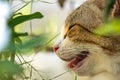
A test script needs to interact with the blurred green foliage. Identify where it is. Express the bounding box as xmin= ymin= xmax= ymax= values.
xmin=2 ymin=0 xmax=120 ymax=80
xmin=15 ymin=34 xmax=48 ymax=53
xmin=95 ymin=19 xmax=120 ymax=36
xmin=0 ymin=61 xmax=23 ymax=80
xmin=104 ymin=0 xmax=115 ymax=20
xmin=9 ymin=12 xmax=43 ymax=27
xmin=95 ymin=0 xmax=120 ymax=36
xmin=0 ymin=1 xmax=45 ymax=79
xmin=6 ymin=12 xmax=45 ymax=54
